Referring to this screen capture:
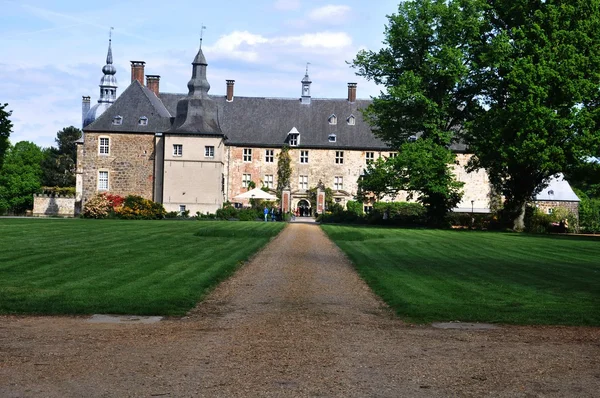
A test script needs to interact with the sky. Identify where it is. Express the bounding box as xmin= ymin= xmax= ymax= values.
xmin=0 ymin=0 xmax=399 ymax=148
